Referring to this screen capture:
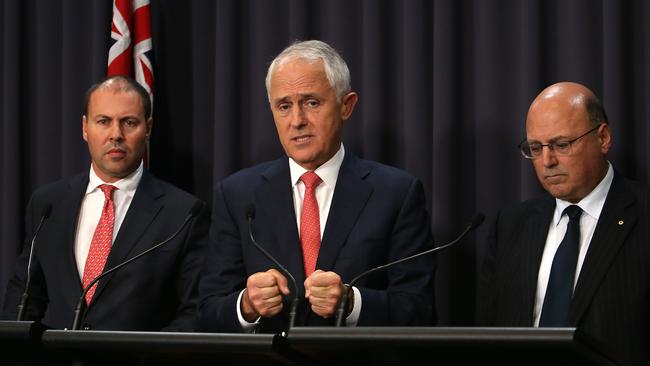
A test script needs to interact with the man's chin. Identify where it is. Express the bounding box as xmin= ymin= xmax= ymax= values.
xmin=544 ymin=183 xmax=565 ymax=198
xmin=103 ymin=163 xmax=137 ymax=179
xmin=547 ymin=187 xmax=577 ymax=202
xmin=289 ymin=153 xmax=320 ymax=170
